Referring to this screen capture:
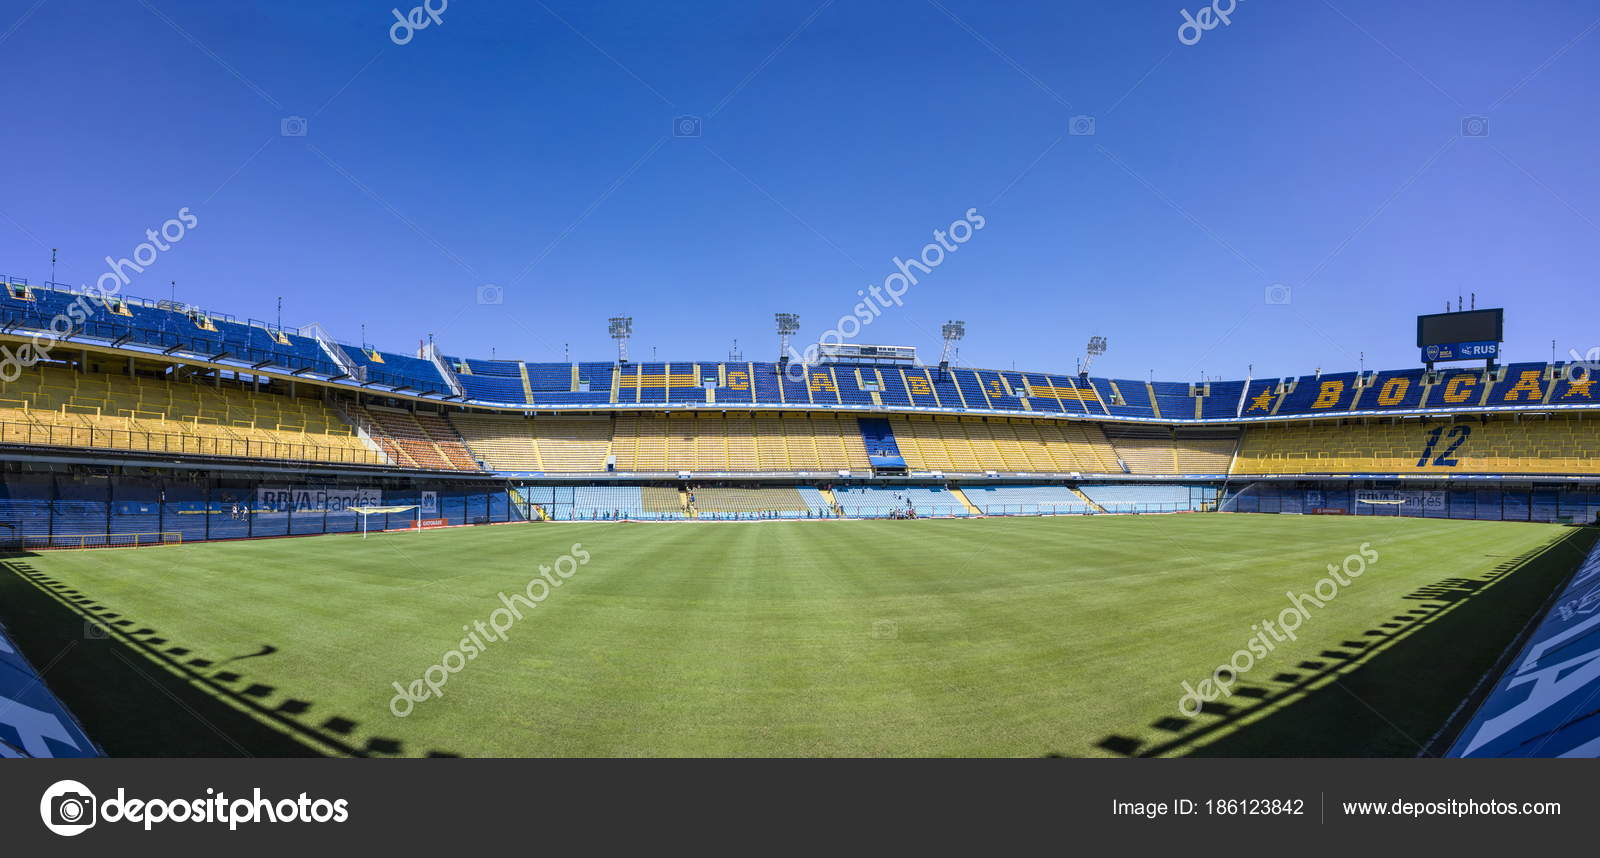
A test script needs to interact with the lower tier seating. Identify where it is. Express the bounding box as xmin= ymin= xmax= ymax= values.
xmin=890 ymin=415 xmax=1121 ymax=473
xmin=960 ymin=484 xmax=1090 ymax=514
xmin=687 ymin=486 xmax=828 ymax=516
xmin=1077 ymin=484 xmax=1196 ymax=511
xmin=349 ymin=404 xmax=480 ymax=471
xmin=0 ymin=365 xmax=381 ymax=466
xmin=450 ymin=414 xmax=612 ymax=472
xmin=832 ymin=485 xmax=969 ymax=517
xmin=611 ymin=413 xmax=870 ymax=472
